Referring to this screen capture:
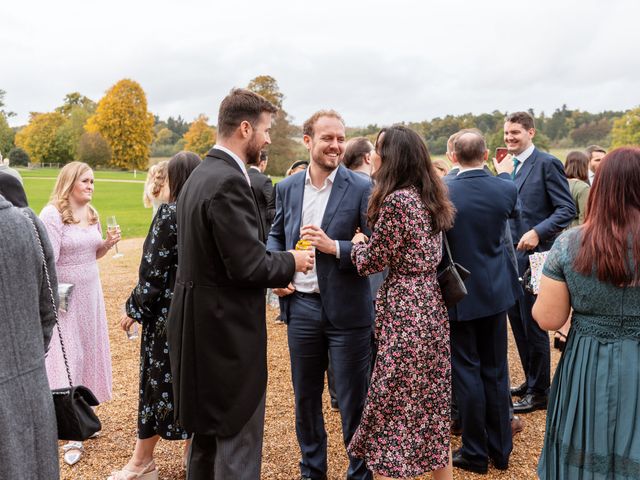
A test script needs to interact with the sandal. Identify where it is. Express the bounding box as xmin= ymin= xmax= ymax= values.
xmin=63 ymin=441 xmax=84 ymax=466
xmin=107 ymin=460 xmax=158 ymax=480
xmin=553 ymin=331 xmax=567 ymax=352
